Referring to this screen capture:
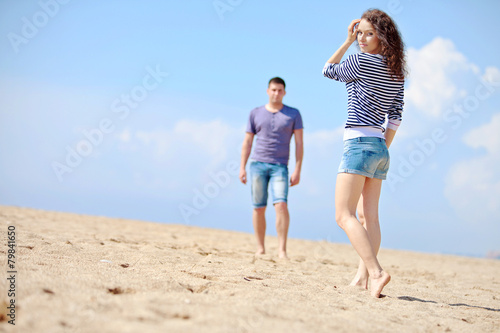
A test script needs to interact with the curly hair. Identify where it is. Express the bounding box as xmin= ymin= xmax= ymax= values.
xmin=361 ymin=9 xmax=407 ymax=81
